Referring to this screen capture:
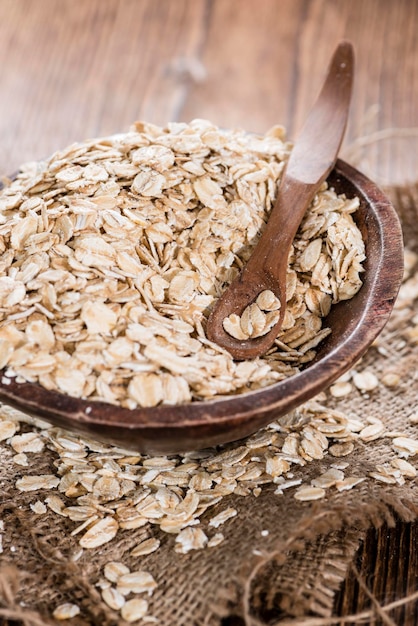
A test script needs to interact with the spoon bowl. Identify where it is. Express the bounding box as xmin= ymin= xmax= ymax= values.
xmin=0 ymin=160 xmax=404 ymax=453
